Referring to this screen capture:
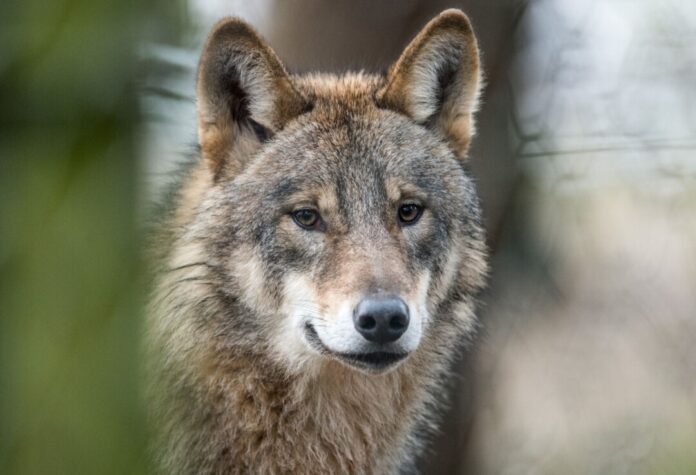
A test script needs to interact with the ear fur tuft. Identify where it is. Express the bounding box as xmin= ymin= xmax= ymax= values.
xmin=196 ymin=18 xmax=309 ymax=176
xmin=376 ymin=9 xmax=482 ymax=158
